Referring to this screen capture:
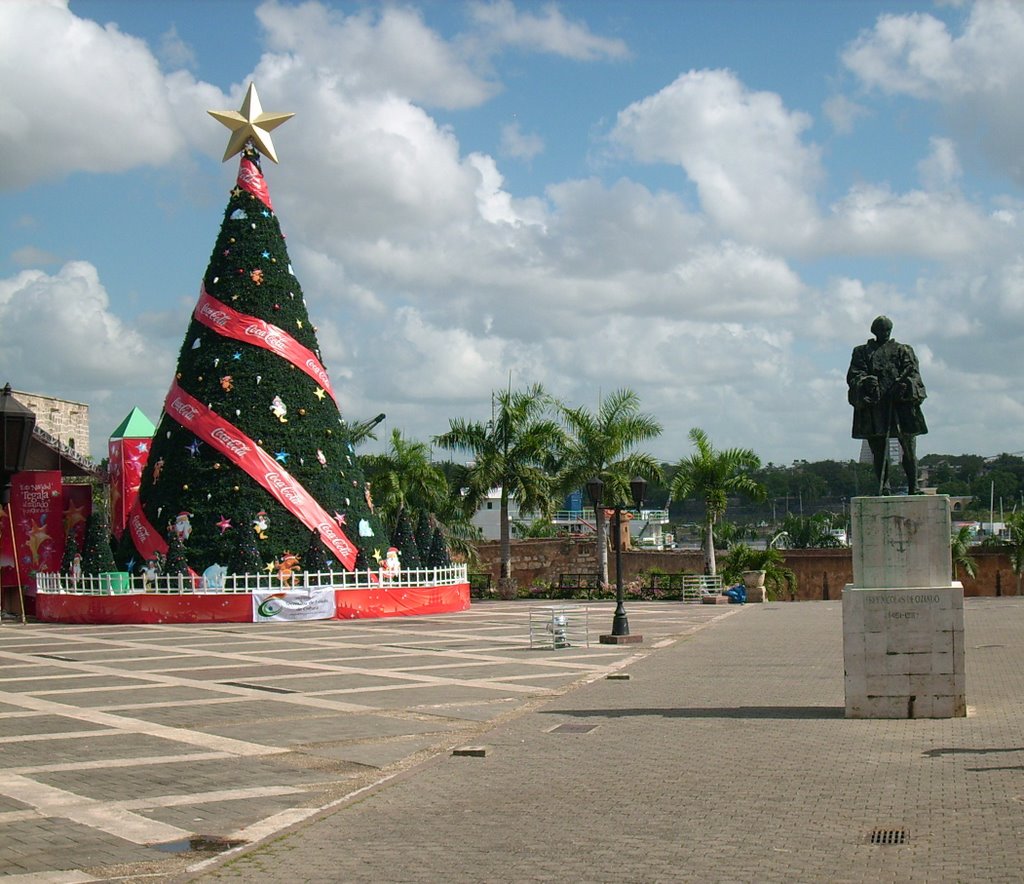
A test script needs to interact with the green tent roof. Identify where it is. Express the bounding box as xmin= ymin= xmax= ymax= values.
xmin=109 ymin=406 xmax=155 ymax=439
